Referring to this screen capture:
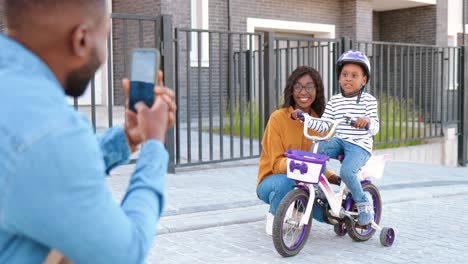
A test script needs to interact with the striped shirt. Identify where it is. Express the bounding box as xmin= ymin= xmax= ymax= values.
xmin=305 ymin=92 xmax=379 ymax=153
